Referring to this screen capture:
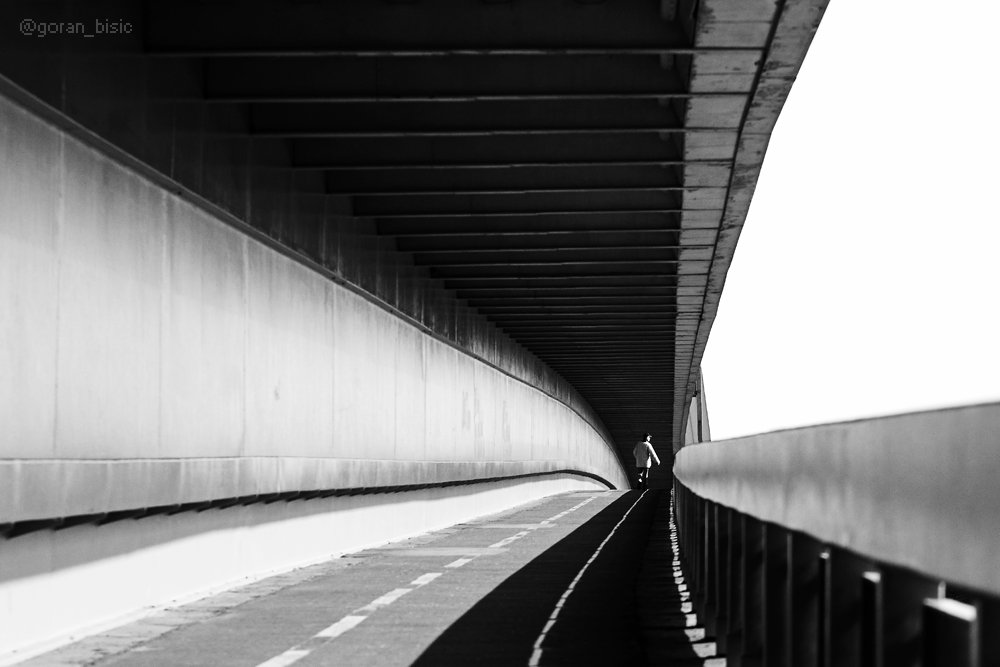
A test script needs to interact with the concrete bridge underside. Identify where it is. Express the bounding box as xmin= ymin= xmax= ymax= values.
xmin=0 ymin=0 xmax=825 ymax=659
